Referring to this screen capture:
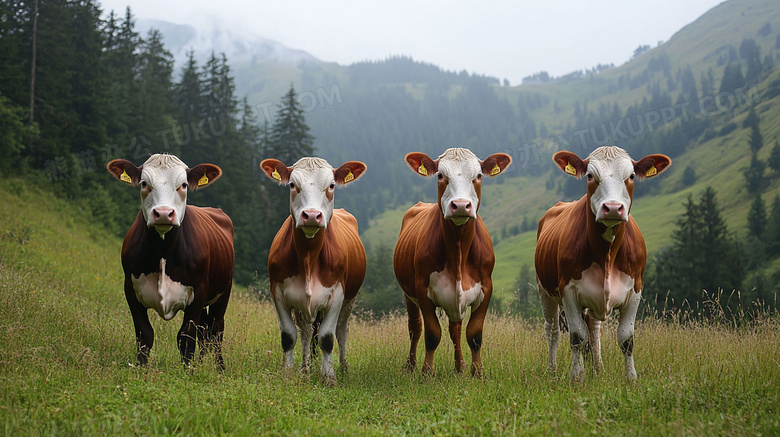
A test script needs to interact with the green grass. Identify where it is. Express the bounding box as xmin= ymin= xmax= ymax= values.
xmin=2 ymin=179 xmax=779 ymax=435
